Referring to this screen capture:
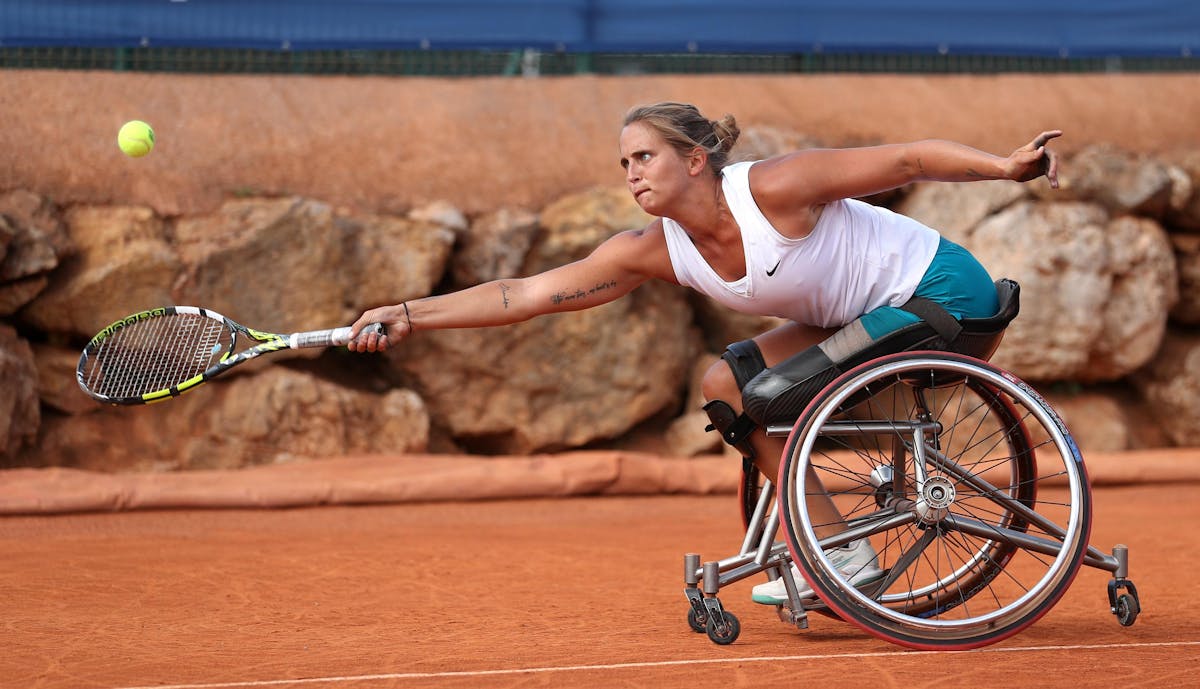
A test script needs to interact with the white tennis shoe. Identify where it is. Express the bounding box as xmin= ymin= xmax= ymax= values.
xmin=751 ymin=539 xmax=884 ymax=605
